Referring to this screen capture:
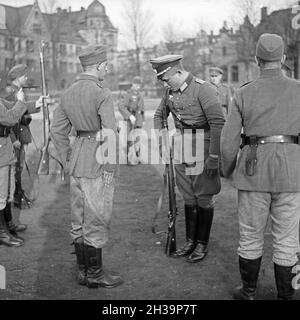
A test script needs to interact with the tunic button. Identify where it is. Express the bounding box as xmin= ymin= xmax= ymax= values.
xmin=0 ymin=145 xmax=2 ymax=148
